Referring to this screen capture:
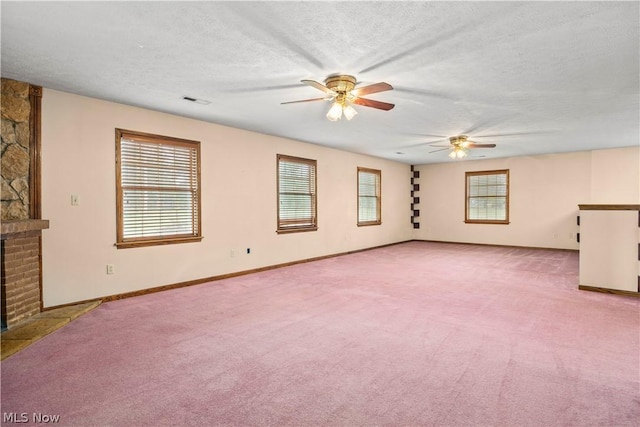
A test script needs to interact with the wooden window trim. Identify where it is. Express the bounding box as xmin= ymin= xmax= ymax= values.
xmin=357 ymin=167 xmax=382 ymax=227
xmin=277 ymin=154 xmax=318 ymax=234
xmin=115 ymin=236 xmax=203 ymax=249
xmin=115 ymin=129 xmax=202 ymax=248
xmin=465 ymin=169 xmax=510 ymax=224
xmin=29 ymin=85 xmax=43 ymax=219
